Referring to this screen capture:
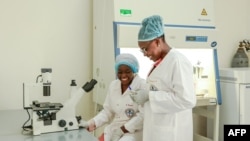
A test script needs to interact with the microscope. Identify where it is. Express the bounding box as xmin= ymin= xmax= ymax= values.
xmin=23 ymin=68 xmax=53 ymax=110
xmin=23 ymin=68 xmax=97 ymax=135
xmin=41 ymin=68 xmax=52 ymax=96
